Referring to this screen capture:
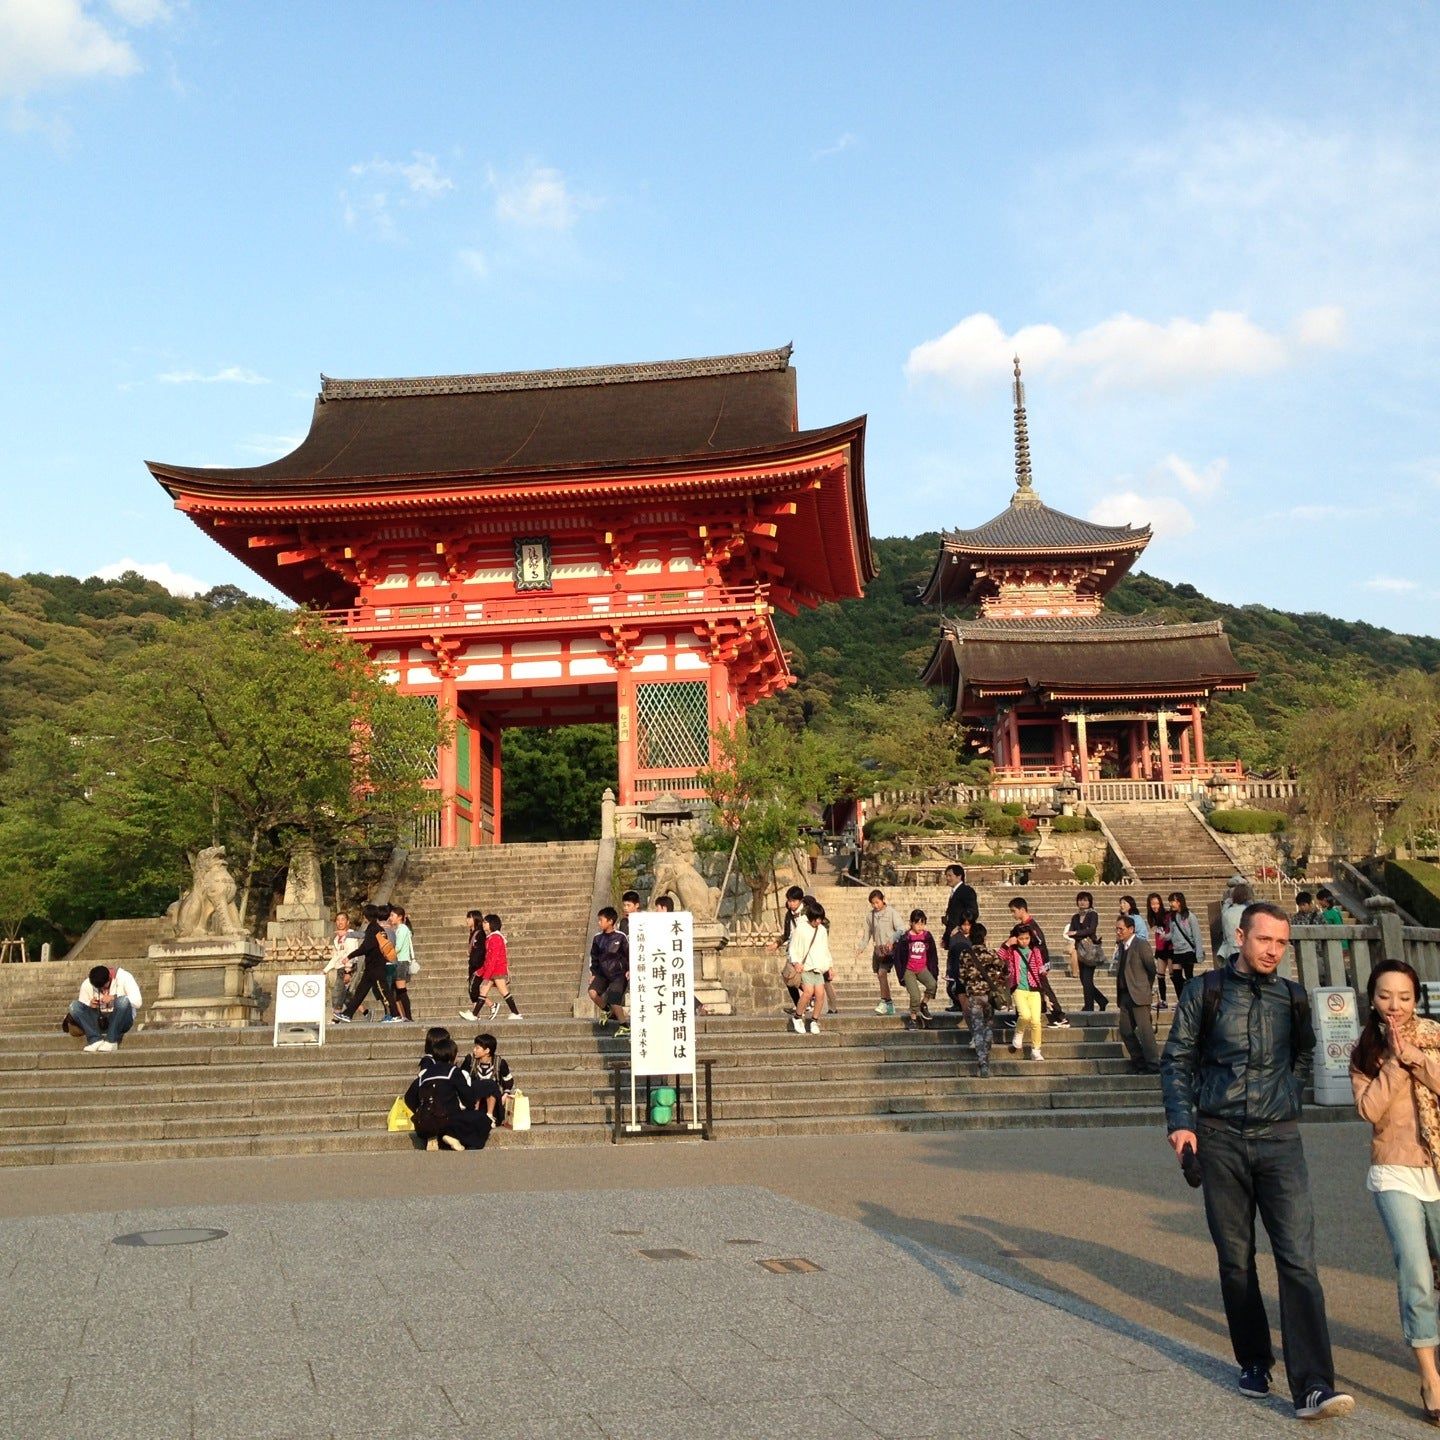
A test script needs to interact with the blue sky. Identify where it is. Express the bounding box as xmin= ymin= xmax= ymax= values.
xmin=2 ymin=1 xmax=1438 ymax=636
